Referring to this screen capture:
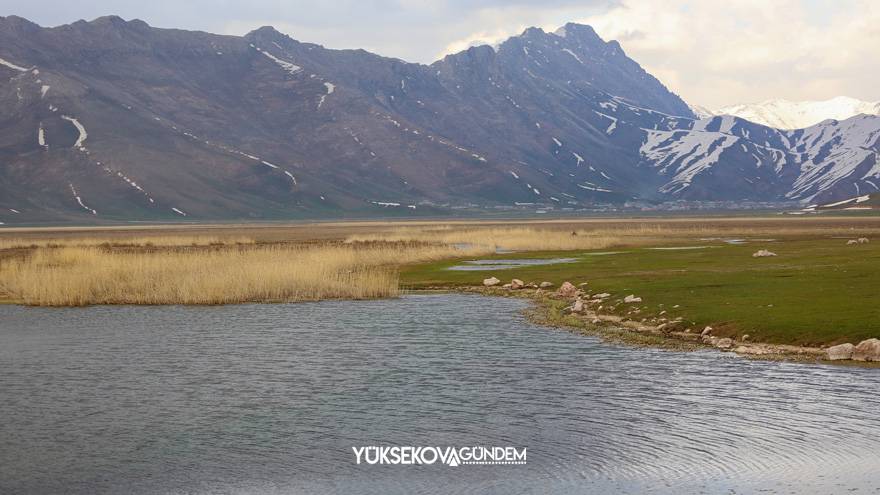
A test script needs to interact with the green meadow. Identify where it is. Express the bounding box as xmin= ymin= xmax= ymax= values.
xmin=402 ymin=238 xmax=880 ymax=347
